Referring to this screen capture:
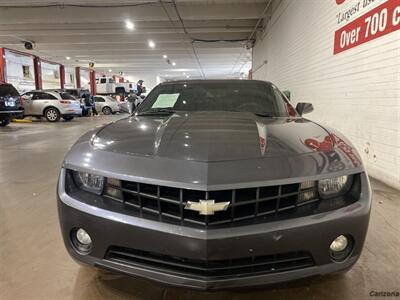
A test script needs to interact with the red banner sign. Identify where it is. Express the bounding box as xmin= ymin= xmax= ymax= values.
xmin=334 ymin=0 xmax=400 ymax=54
